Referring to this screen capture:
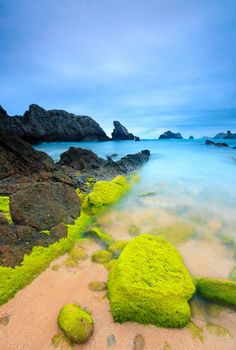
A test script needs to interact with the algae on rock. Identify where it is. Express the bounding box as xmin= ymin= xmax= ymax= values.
xmin=108 ymin=234 xmax=195 ymax=328
xmin=57 ymin=304 xmax=94 ymax=343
